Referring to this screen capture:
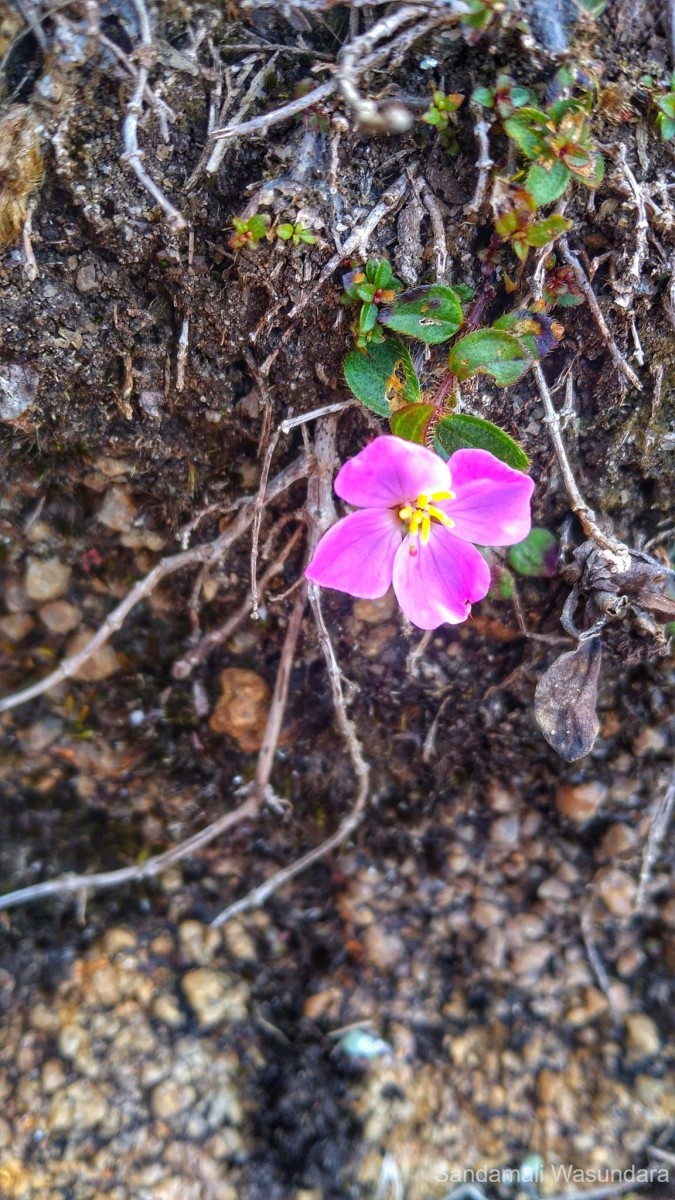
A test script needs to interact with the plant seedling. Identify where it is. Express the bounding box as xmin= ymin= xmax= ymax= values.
xmin=228 ymin=213 xmax=270 ymax=250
